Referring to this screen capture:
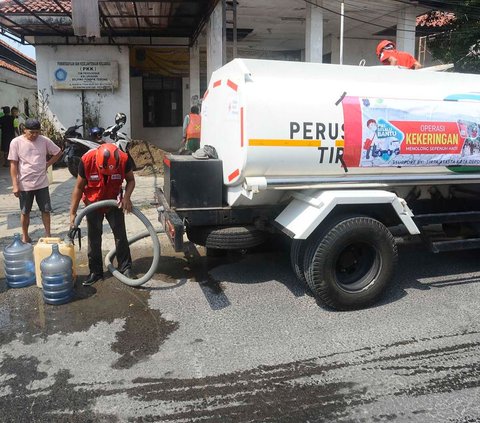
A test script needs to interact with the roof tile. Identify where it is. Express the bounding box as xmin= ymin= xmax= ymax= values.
xmin=0 ymin=39 xmax=36 ymax=65
xmin=0 ymin=0 xmax=71 ymax=14
xmin=416 ymin=11 xmax=456 ymax=28
xmin=0 ymin=60 xmax=36 ymax=79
